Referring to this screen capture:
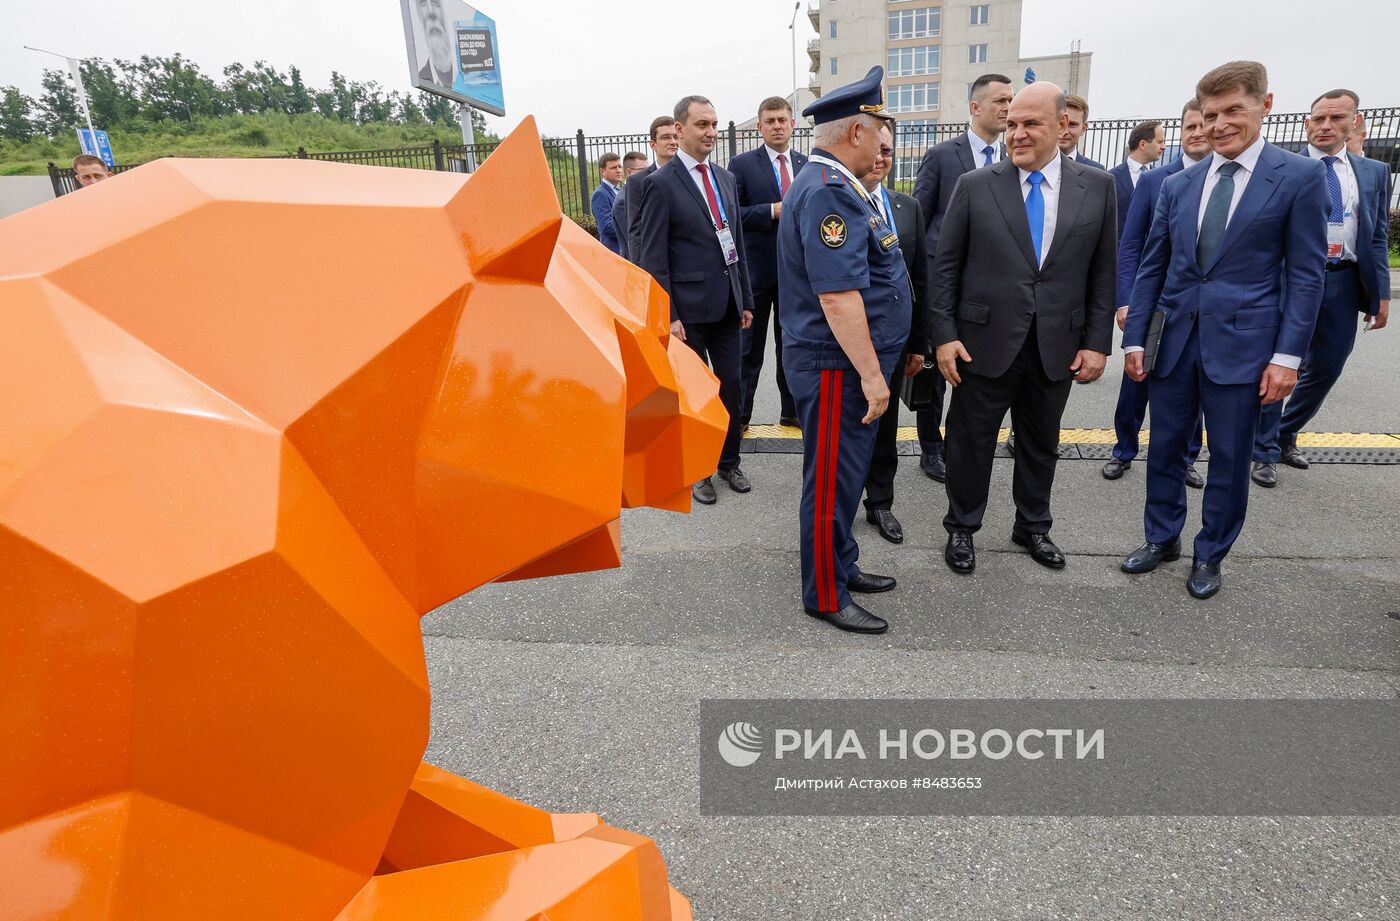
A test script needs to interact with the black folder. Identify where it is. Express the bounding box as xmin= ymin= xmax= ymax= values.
xmin=1142 ymin=309 xmax=1169 ymax=375
xmin=900 ymin=365 xmax=939 ymax=411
